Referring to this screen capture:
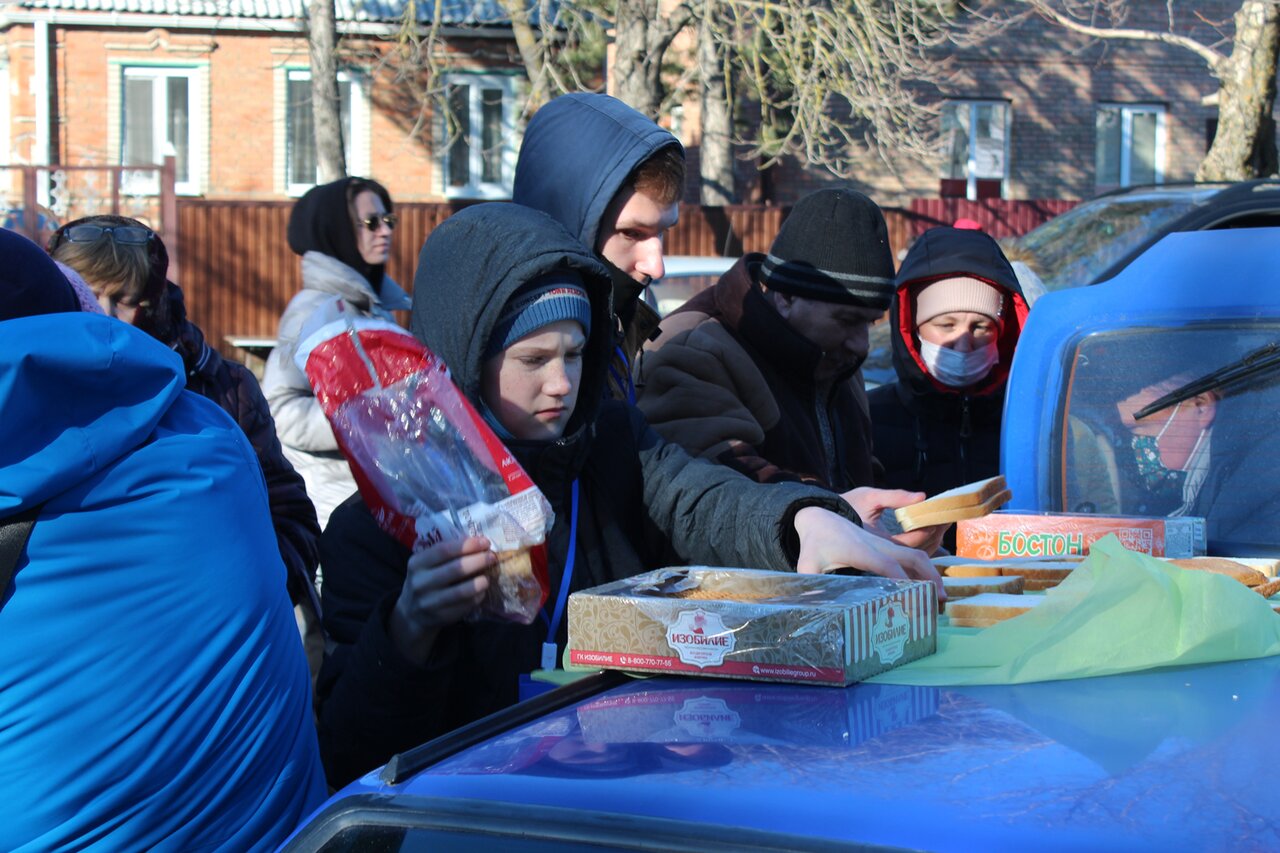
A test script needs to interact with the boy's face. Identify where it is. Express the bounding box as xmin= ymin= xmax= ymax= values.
xmin=481 ymin=320 xmax=586 ymax=441
xmin=595 ymin=186 xmax=679 ymax=284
